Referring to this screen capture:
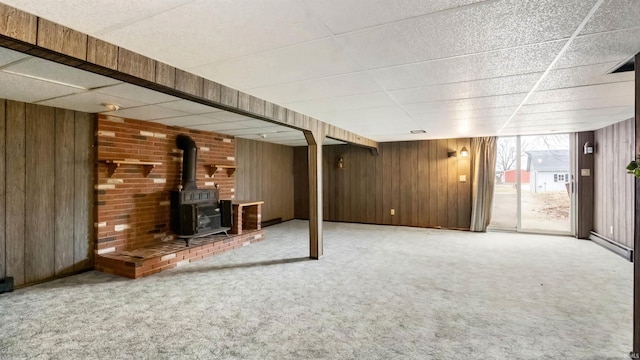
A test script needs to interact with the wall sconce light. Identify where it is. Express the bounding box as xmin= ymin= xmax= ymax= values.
xmin=583 ymin=141 xmax=594 ymax=154
xmin=102 ymin=103 xmax=120 ymax=112
xmin=460 ymin=146 xmax=469 ymax=157
xmin=447 ymin=151 xmax=457 ymax=158
xmin=338 ymin=157 xmax=345 ymax=169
